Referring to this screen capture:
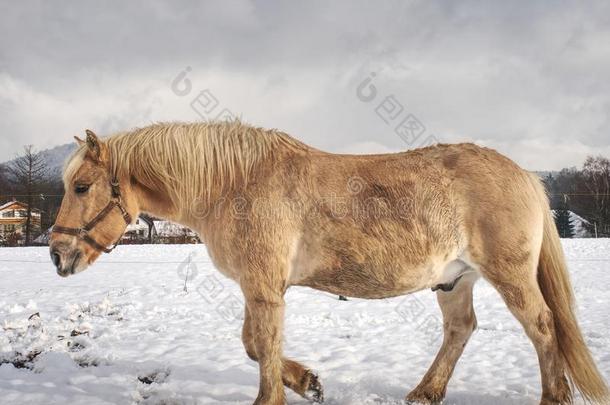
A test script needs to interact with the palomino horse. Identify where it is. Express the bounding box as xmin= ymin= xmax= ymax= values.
xmin=50 ymin=122 xmax=608 ymax=405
